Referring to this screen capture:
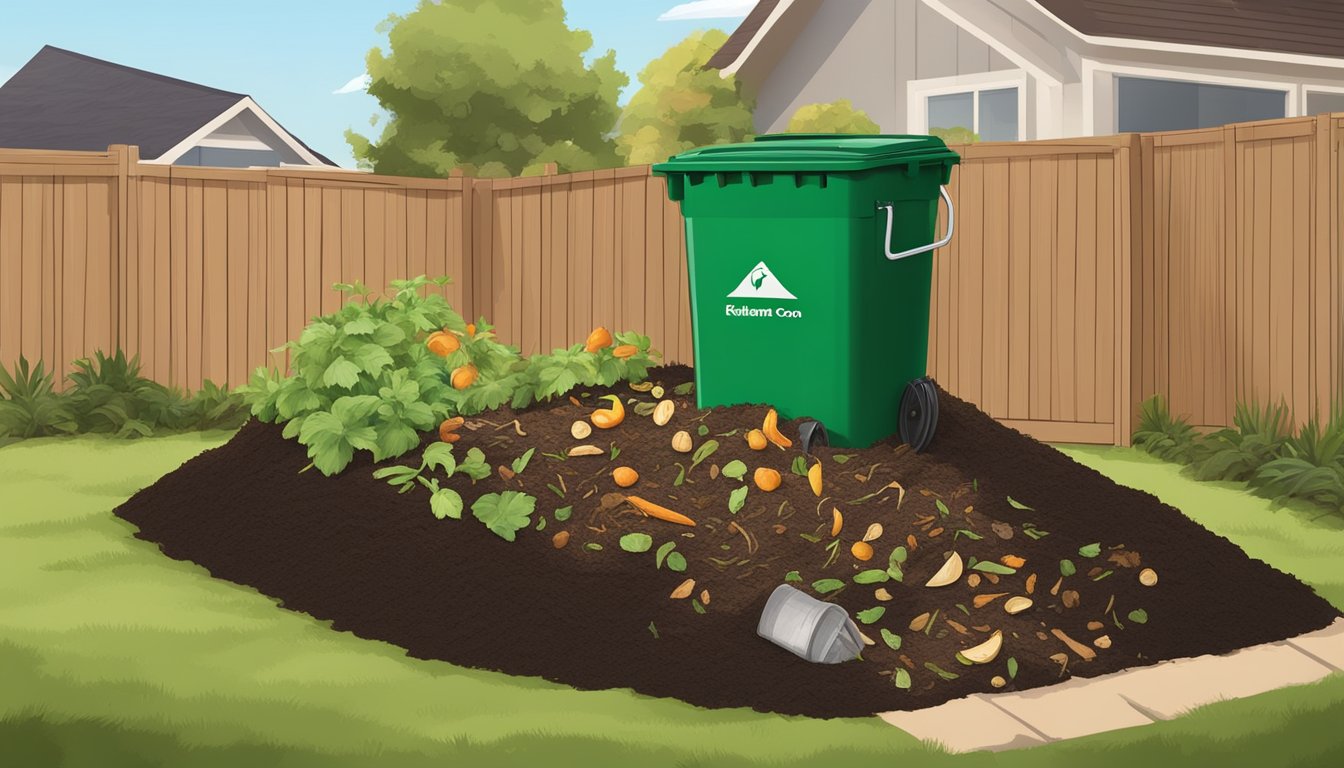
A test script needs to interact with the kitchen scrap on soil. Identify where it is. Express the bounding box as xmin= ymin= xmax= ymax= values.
xmin=116 ymin=365 xmax=1340 ymax=718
